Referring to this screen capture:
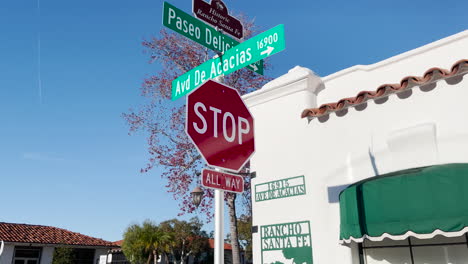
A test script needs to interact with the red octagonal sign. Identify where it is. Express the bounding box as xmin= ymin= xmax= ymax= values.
xmin=186 ymin=80 xmax=255 ymax=172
